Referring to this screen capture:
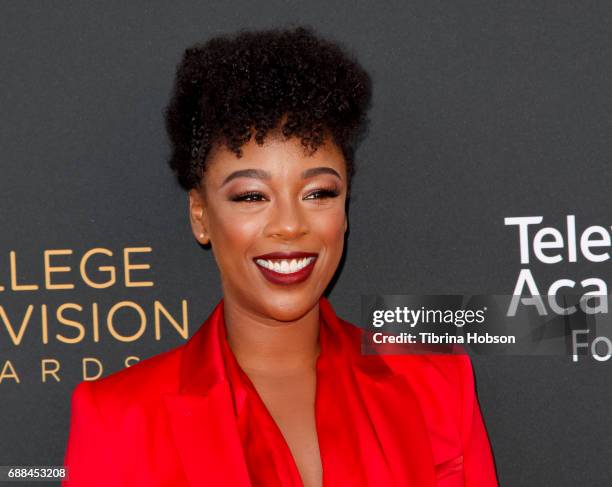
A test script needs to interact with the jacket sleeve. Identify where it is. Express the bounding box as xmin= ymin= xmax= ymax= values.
xmin=456 ymin=354 xmax=499 ymax=486
xmin=62 ymin=381 xmax=122 ymax=486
